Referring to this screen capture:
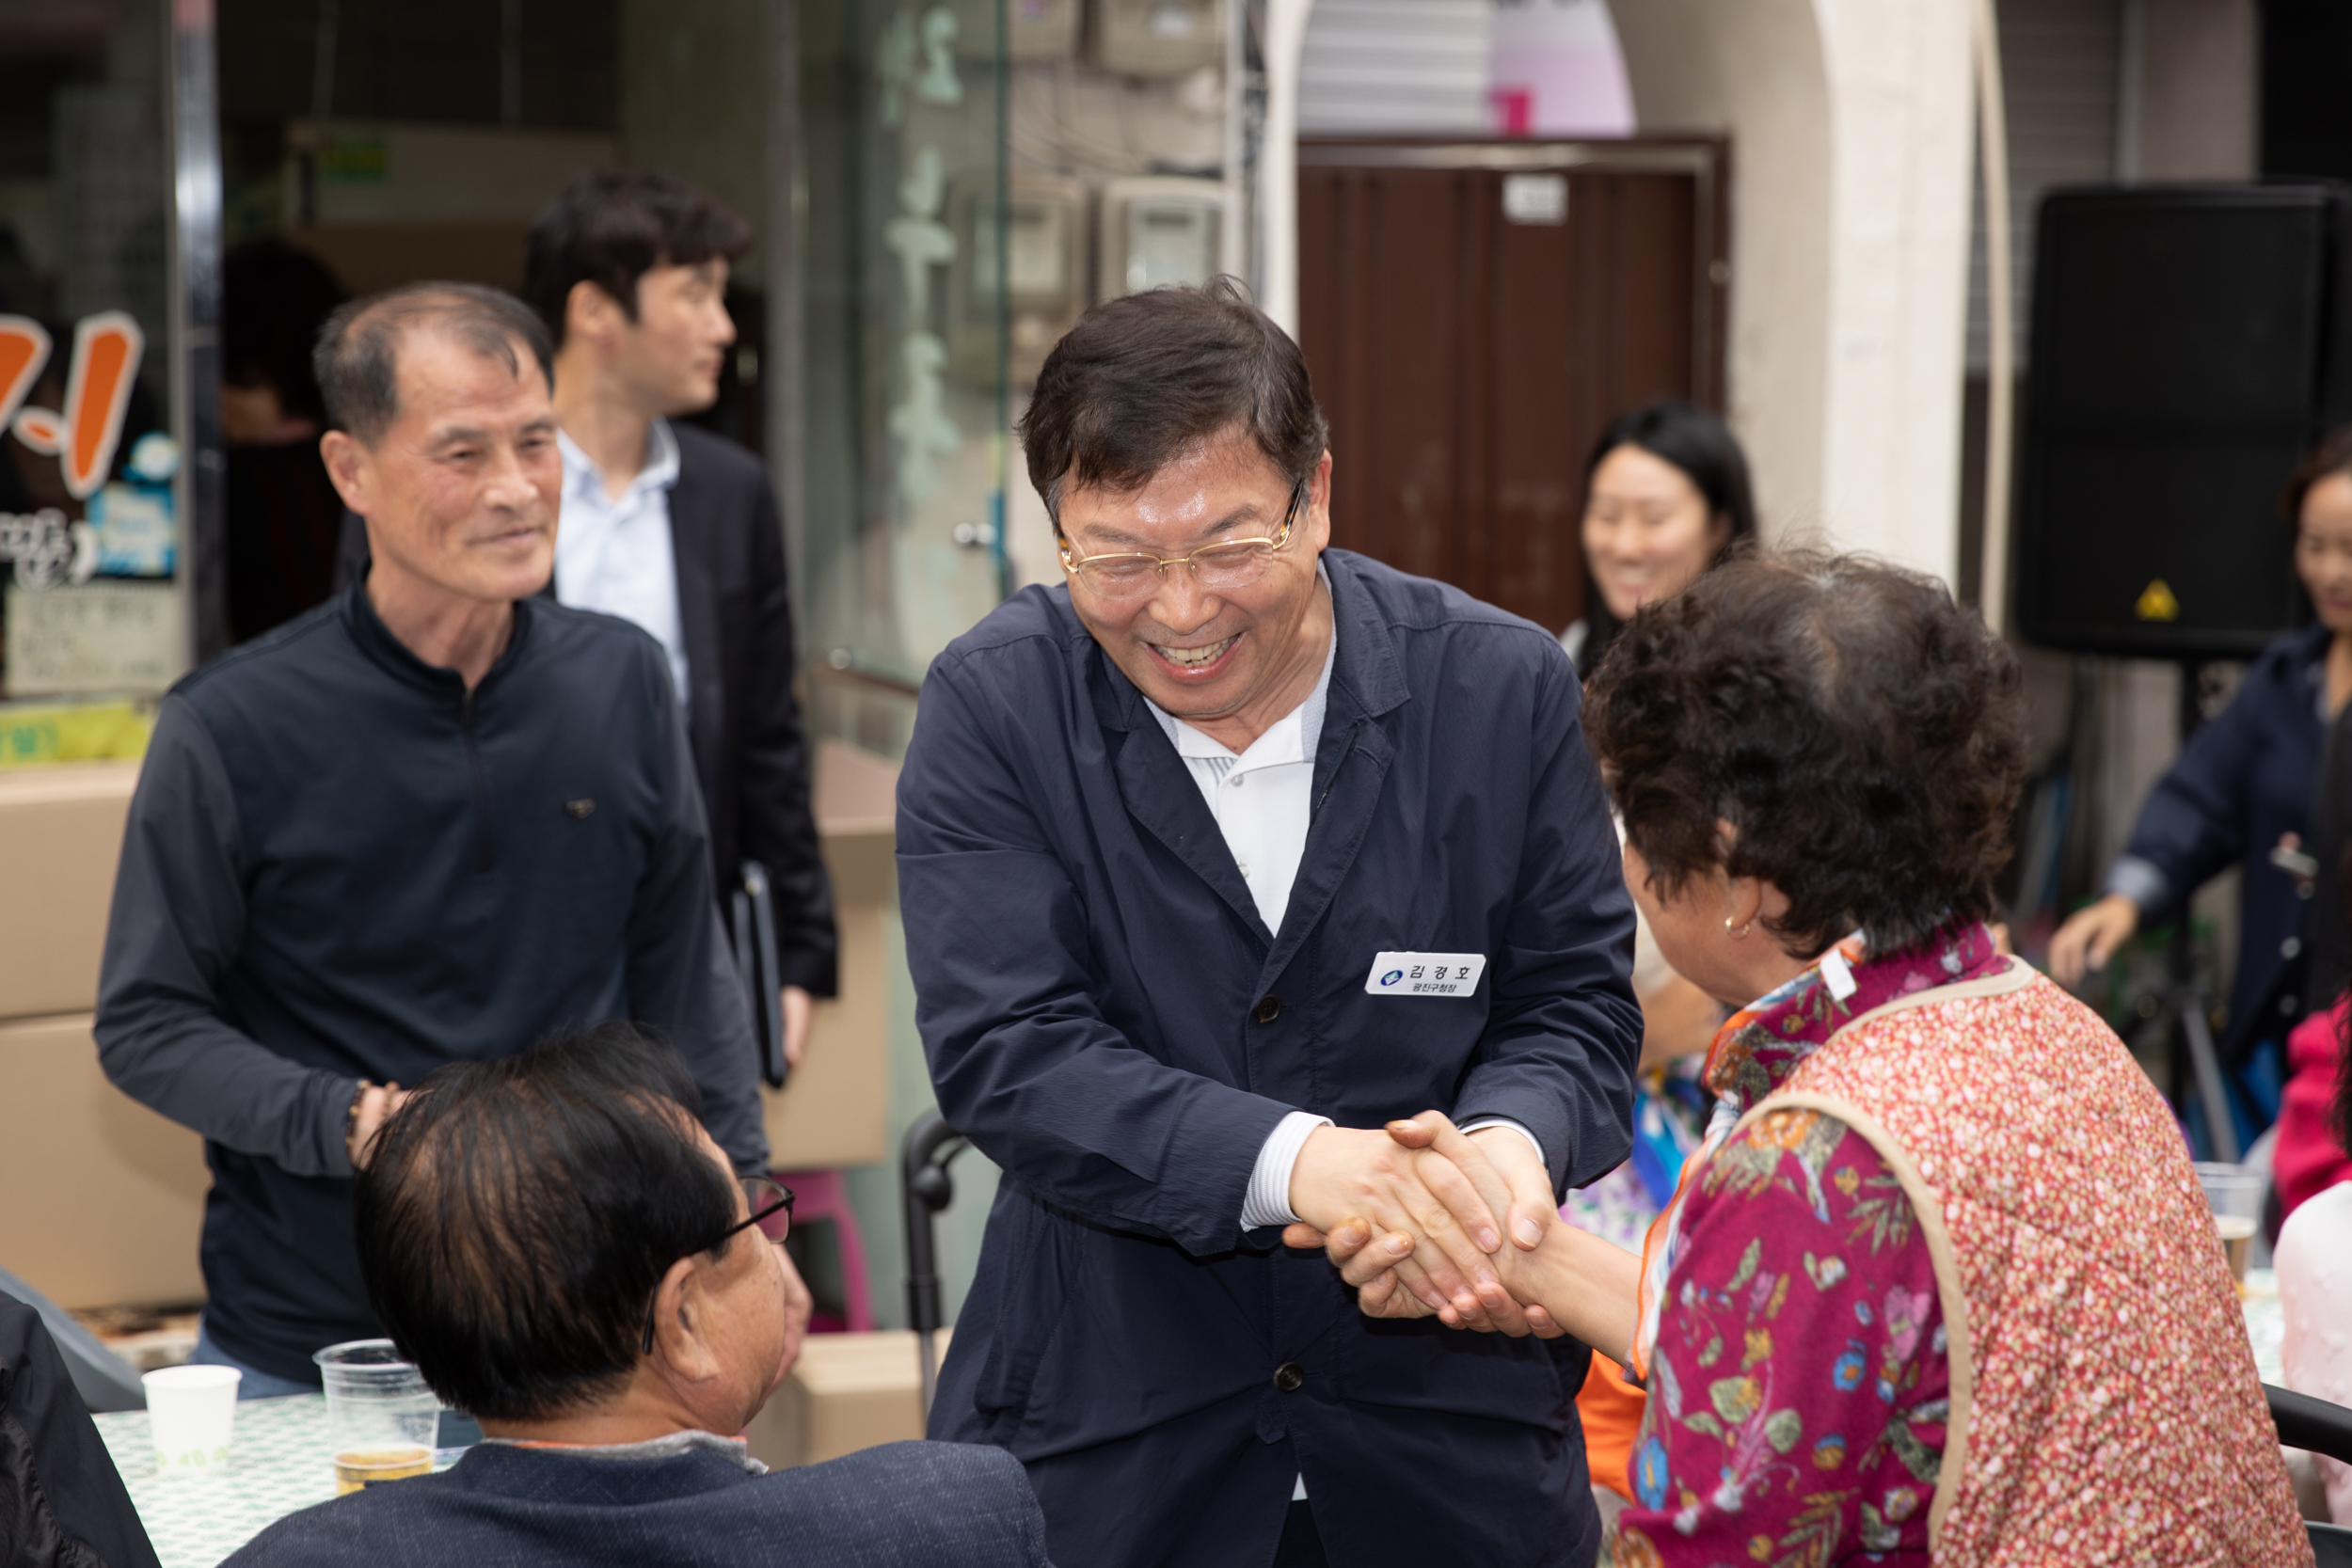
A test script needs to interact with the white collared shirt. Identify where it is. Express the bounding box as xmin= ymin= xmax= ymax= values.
xmin=1144 ymin=633 xmax=1334 ymax=938
xmin=1140 ymin=588 xmax=1543 ymax=1238
xmin=554 ymin=420 xmax=691 ymax=722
